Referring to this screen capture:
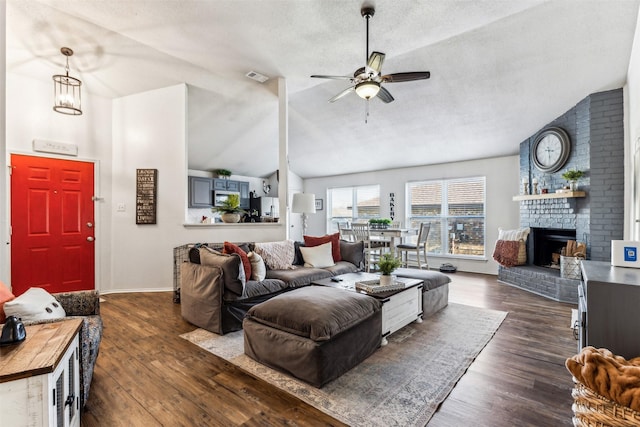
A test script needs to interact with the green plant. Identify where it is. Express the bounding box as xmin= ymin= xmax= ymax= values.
xmin=369 ymin=218 xmax=392 ymax=225
xmin=562 ymin=169 xmax=584 ymax=181
xmin=215 ymin=168 xmax=232 ymax=177
xmin=378 ymin=253 xmax=401 ymax=275
xmin=211 ymin=194 xmax=245 ymax=214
